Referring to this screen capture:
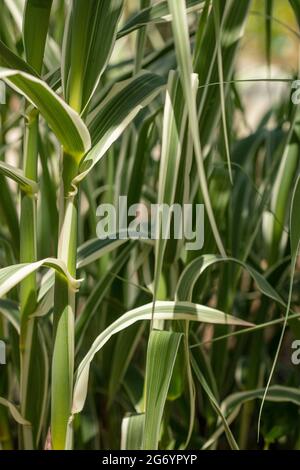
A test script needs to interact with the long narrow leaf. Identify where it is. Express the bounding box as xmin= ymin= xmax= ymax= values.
xmin=62 ymin=0 xmax=123 ymax=112
xmin=23 ymin=0 xmax=53 ymax=73
xmin=72 ymin=301 xmax=252 ymax=415
xmin=75 ymin=72 xmax=164 ymax=184
xmin=168 ymin=0 xmax=226 ymax=255
xmin=0 ymin=68 xmax=90 ymax=158
xmin=143 ymin=330 xmax=182 ymax=449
